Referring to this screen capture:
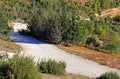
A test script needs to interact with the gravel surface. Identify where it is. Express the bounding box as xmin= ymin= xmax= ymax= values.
xmin=11 ymin=23 xmax=120 ymax=78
